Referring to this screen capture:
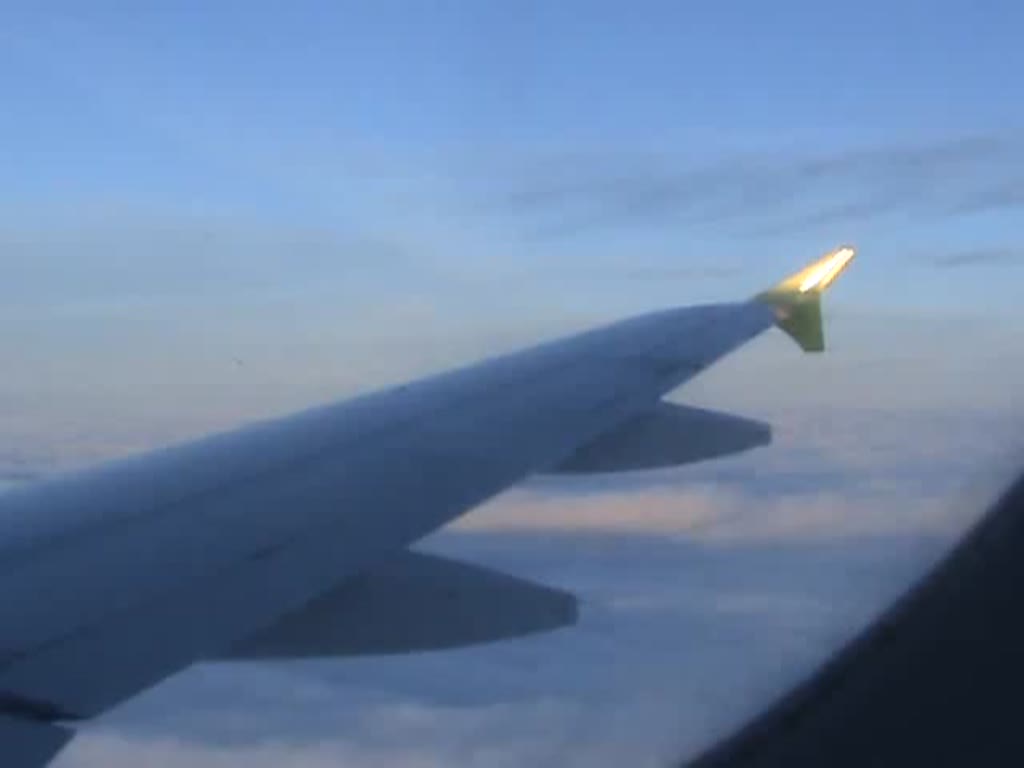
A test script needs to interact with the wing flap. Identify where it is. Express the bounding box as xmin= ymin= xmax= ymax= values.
xmin=219 ymin=550 xmax=578 ymax=659
xmin=549 ymin=402 xmax=771 ymax=474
